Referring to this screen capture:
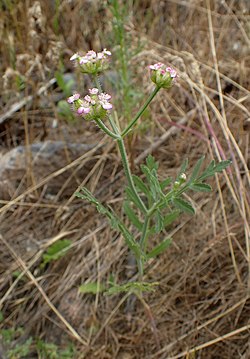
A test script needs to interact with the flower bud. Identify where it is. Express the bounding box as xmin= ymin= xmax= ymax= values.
xmin=149 ymin=63 xmax=178 ymax=89
xmin=179 ymin=173 xmax=187 ymax=184
xmin=173 ymin=173 xmax=186 ymax=190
